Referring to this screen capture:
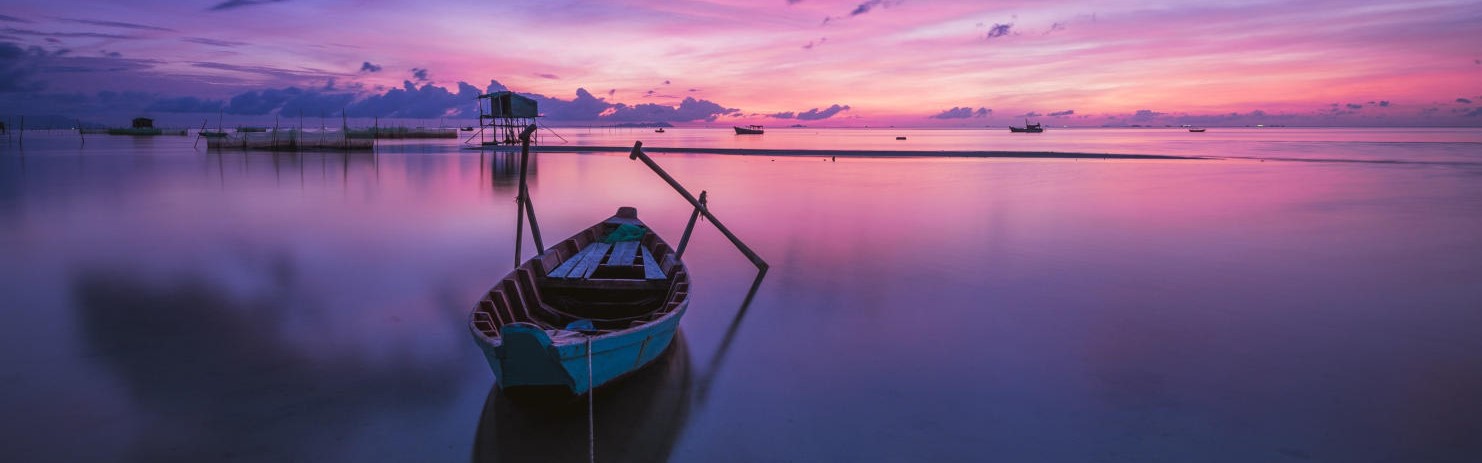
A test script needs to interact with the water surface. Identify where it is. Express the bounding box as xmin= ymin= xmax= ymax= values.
xmin=2 ymin=128 xmax=1480 ymax=462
